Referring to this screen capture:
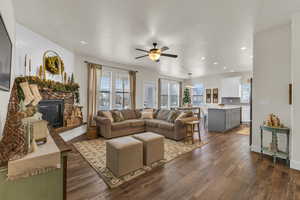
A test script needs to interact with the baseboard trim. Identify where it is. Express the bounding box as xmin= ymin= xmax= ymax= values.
xmin=251 ymin=145 xmax=260 ymax=153
xmin=290 ymin=160 xmax=300 ymax=171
